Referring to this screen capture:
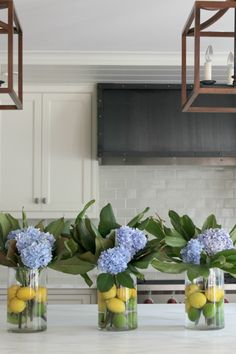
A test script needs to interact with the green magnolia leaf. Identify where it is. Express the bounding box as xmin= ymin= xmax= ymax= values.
xmin=151 ymin=259 xmax=188 ymax=274
xmin=76 ymin=220 xmax=96 ymax=253
xmin=34 ymin=219 xmax=45 ymax=231
xmin=0 ymin=250 xmax=16 ymax=267
xmin=0 ymin=213 xmax=15 ymax=244
xmin=50 ymin=256 xmax=95 ymax=275
xmin=5 ymin=214 xmax=20 ymax=231
xmin=145 ymin=218 xmax=166 ymax=239
xmin=6 ymin=240 xmax=18 ymax=266
xmin=81 ymin=273 xmax=93 ymax=287
xmin=133 ymin=251 xmax=160 ymax=269
xmin=22 ymin=208 xmax=28 ymax=228
xmin=187 ymin=265 xmax=210 ymax=282
xmin=181 ymin=215 xmax=196 ymax=238
xmin=168 ymin=210 xmax=182 ymax=233
xmin=64 ymin=238 xmax=78 ymax=256
xmin=116 ymin=272 xmax=134 ymax=289
xmin=127 ymin=207 xmax=150 ymax=228
xmin=54 ymin=237 xmax=74 ymax=261
xmin=98 ymin=204 xmax=120 ymax=237
xmin=45 ymin=218 xmax=65 ymax=238
xmin=95 ymin=234 xmax=114 ymax=258
xmin=97 ymin=273 xmax=114 ymax=292
xmin=165 ymin=236 xmax=187 ymax=248
xmin=211 ymin=249 xmax=236 ymax=261
xmin=61 ymin=220 xmax=71 ymax=236
xmin=136 ymin=217 xmax=150 ymax=231
xmin=79 ymin=251 xmax=98 ymax=264
xmin=127 ymin=264 xmax=145 ymax=280
xmin=168 ymin=210 xmax=189 ymax=240
xmin=85 ymin=218 xmax=102 ymax=238
xmin=202 ymin=214 xmax=220 ymax=231
xmin=75 ymin=200 xmax=95 ymax=224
